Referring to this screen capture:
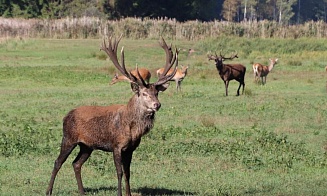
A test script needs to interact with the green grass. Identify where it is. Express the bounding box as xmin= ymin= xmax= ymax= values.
xmin=0 ymin=37 xmax=327 ymax=196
